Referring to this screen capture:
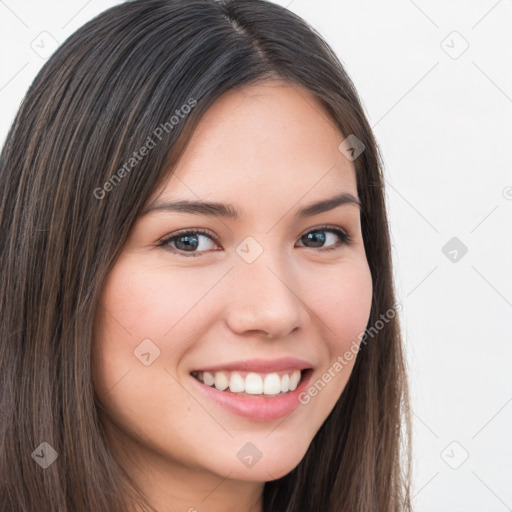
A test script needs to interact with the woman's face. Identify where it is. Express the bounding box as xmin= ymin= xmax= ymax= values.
xmin=92 ymin=80 xmax=373 ymax=505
